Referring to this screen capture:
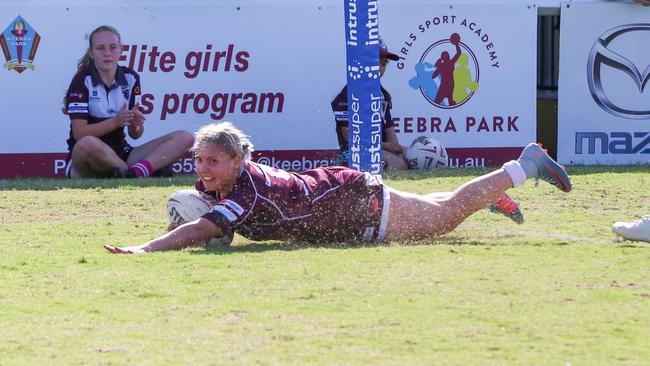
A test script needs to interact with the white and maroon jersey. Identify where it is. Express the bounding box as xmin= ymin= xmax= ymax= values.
xmin=65 ymin=62 xmax=141 ymax=154
xmin=198 ymin=161 xmax=389 ymax=243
